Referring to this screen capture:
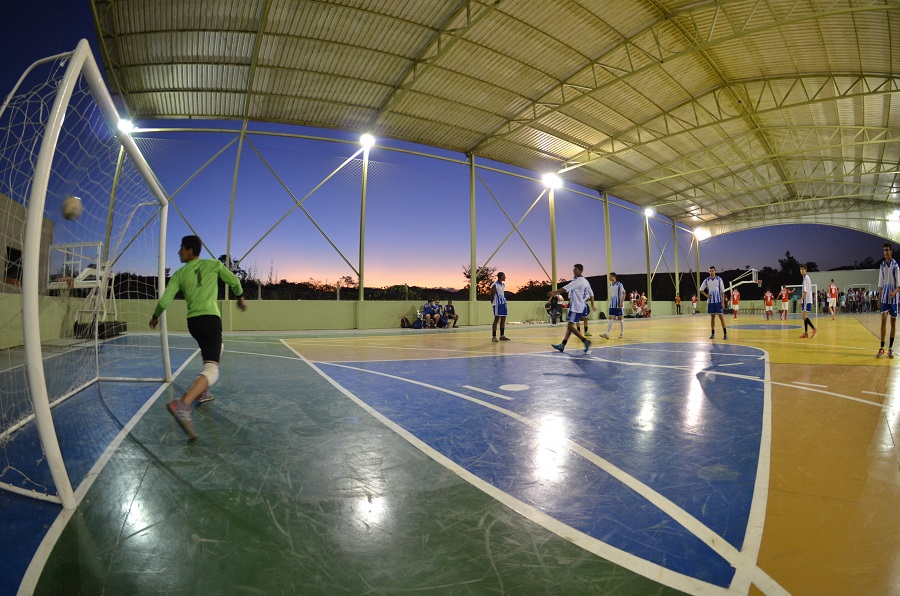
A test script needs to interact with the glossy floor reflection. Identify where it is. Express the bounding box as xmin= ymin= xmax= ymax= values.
xmin=5 ymin=312 xmax=900 ymax=595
